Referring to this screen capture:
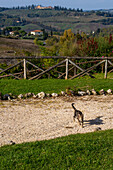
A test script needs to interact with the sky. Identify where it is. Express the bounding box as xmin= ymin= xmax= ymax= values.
xmin=0 ymin=0 xmax=113 ymax=10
